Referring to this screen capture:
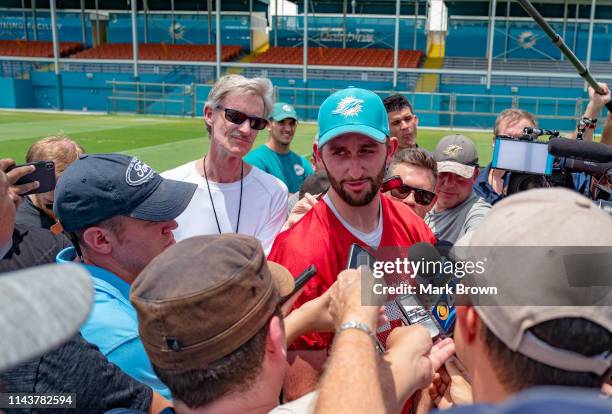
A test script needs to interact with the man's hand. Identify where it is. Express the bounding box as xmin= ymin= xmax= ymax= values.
xmin=383 ymin=326 xmax=455 ymax=405
xmin=586 ymin=82 xmax=611 ymax=116
xmin=329 ymin=267 xmax=386 ymax=331
xmin=427 ymin=357 xmax=473 ymax=410
xmin=0 ymin=158 xmax=38 ymax=209
xmin=282 ymin=192 xmax=319 ymax=231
